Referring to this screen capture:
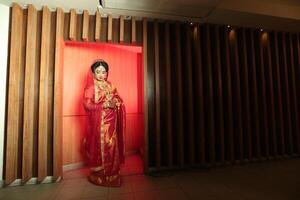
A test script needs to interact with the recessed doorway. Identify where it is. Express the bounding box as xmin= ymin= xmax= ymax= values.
xmin=61 ymin=41 xmax=144 ymax=177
